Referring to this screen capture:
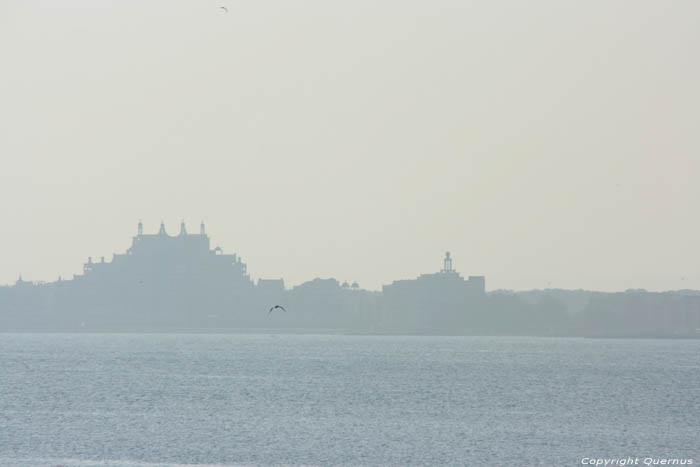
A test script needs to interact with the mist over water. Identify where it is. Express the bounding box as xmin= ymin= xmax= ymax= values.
xmin=2 ymin=333 xmax=698 ymax=466
xmin=2 ymin=1 xmax=700 ymax=465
